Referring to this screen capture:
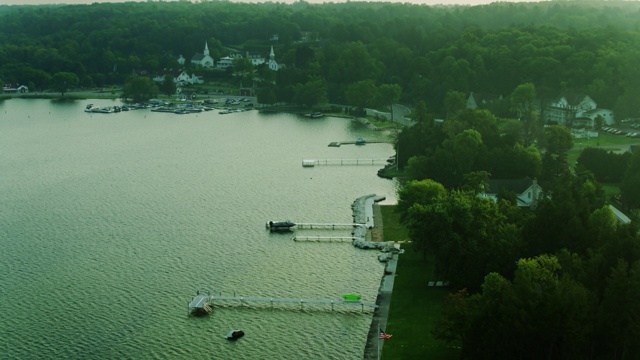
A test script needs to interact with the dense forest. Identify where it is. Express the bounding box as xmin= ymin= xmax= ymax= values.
xmin=1 ymin=1 xmax=640 ymax=118
xmin=3 ymin=1 xmax=640 ymax=359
